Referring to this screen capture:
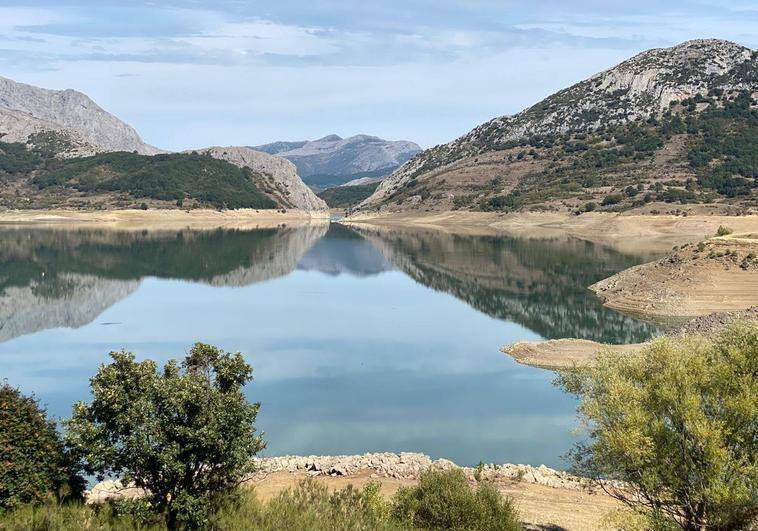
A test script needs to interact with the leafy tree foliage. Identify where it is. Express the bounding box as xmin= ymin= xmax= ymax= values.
xmin=65 ymin=343 xmax=265 ymax=528
xmin=393 ymin=468 xmax=522 ymax=530
xmin=0 ymin=384 xmax=83 ymax=512
xmin=557 ymin=322 xmax=758 ymax=530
